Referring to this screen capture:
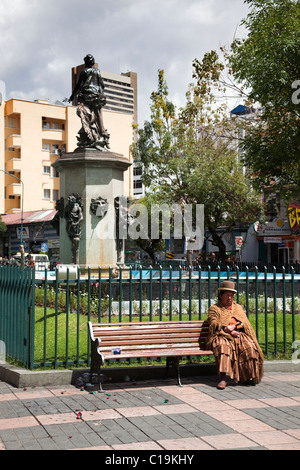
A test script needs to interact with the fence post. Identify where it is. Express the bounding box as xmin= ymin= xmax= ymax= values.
xmin=159 ymin=265 xmax=163 ymax=320
xmin=139 ymin=265 xmax=143 ymax=321
xmin=169 ymin=265 xmax=173 ymax=321
xmin=149 ymin=266 xmax=153 ymax=321
xmin=98 ymin=267 xmax=102 ymax=322
xmin=28 ymin=267 xmax=36 ymax=370
xmin=198 ymin=265 xmax=202 ymax=320
xmin=188 ymin=265 xmax=192 ymax=320
xmin=264 ymin=266 xmax=269 ymax=356
xmin=129 ymin=266 xmax=133 ymax=322
xmin=282 ymin=266 xmax=286 ymax=353
xmin=273 ymin=266 xmax=278 ymax=355
xmin=255 ymin=266 xmax=259 ymax=341
xmin=236 ymin=266 xmax=240 ymax=303
xmin=208 ymin=266 xmax=212 ymax=309
xmin=179 ymin=266 xmax=183 ymax=320
xmin=54 ymin=267 xmax=59 ymax=369
xmin=119 ymin=265 xmax=123 ymax=322
xmin=43 ymin=269 xmax=48 ymax=367
xmin=109 ymin=266 xmax=112 ymax=322
xmin=291 ymin=266 xmax=295 ymax=346
xmin=245 ymin=266 xmax=249 ymax=318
